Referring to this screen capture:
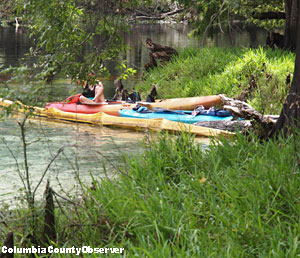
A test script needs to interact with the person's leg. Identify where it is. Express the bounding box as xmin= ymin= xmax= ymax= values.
xmin=79 ymin=95 xmax=97 ymax=104
xmin=93 ymin=85 xmax=105 ymax=103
